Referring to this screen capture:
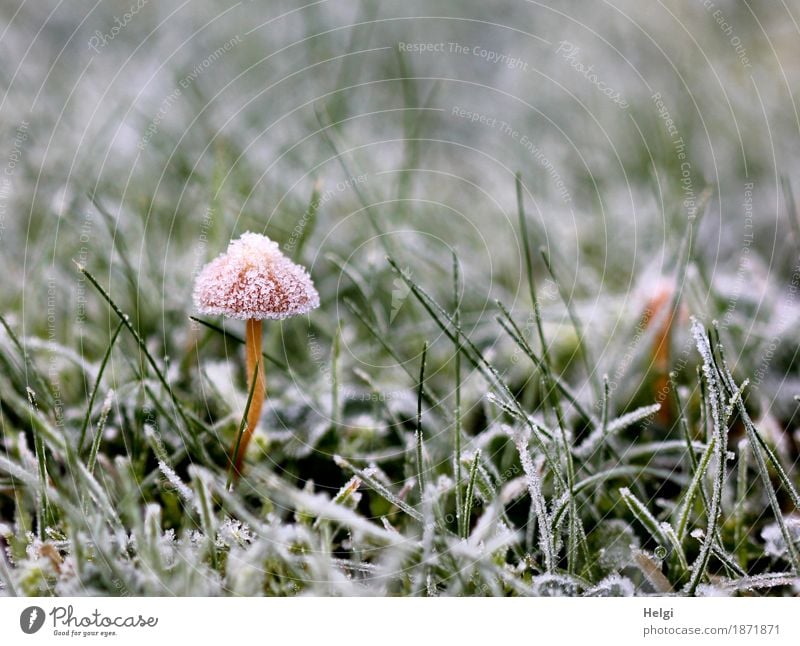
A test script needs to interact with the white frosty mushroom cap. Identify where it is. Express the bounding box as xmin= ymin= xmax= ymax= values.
xmin=193 ymin=232 xmax=320 ymax=320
